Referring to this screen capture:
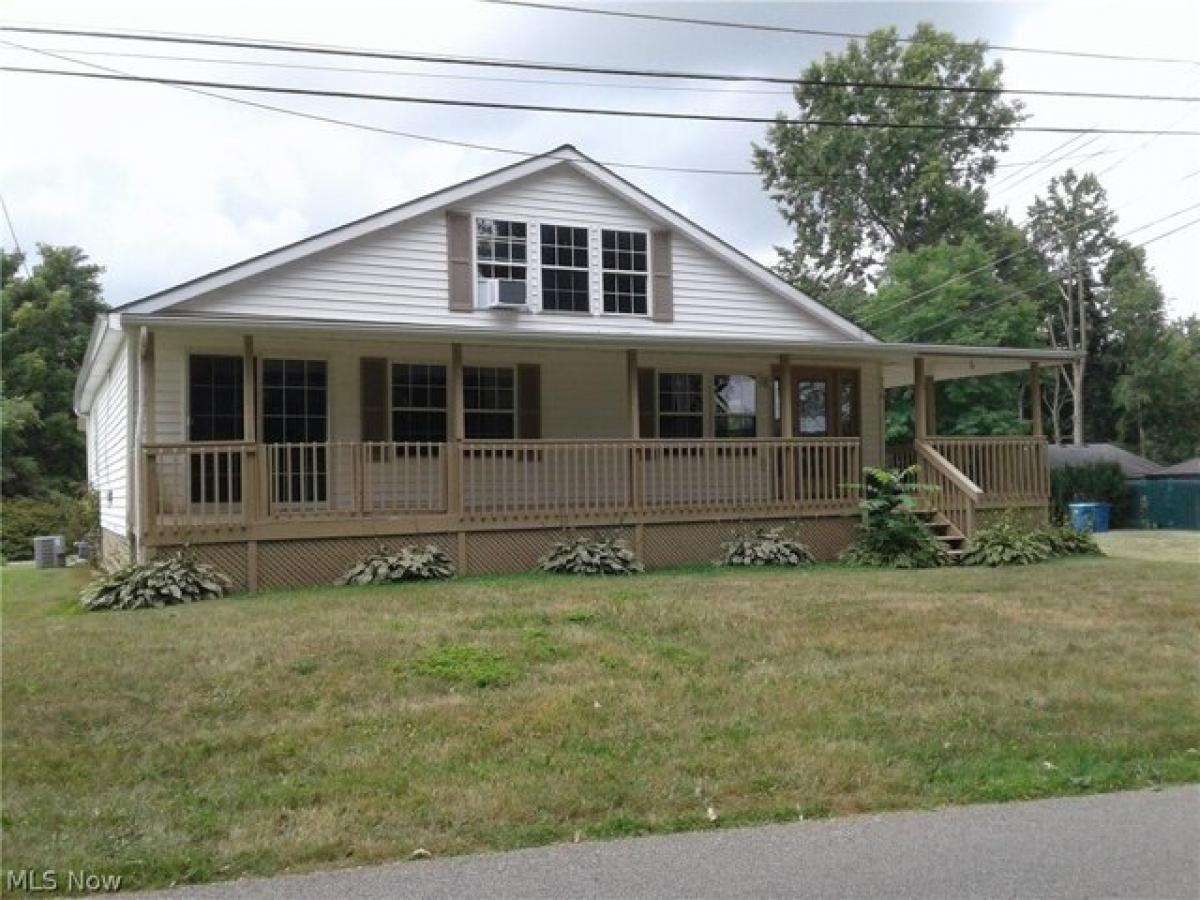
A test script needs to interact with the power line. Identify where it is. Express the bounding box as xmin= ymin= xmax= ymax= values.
xmin=901 ymin=211 xmax=1200 ymax=341
xmin=6 ymin=66 xmax=1200 ymax=134
xmin=1 ymin=23 xmax=1199 ymax=101
xmin=480 ymin=0 xmax=1200 ymax=66
xmin=0 ymin=40 xmax=1138 ymax=183
xmin=0 ymin=193 xmax=32 ymax=277
xmin=860 ymin=196 xmax=1200 ymax=326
